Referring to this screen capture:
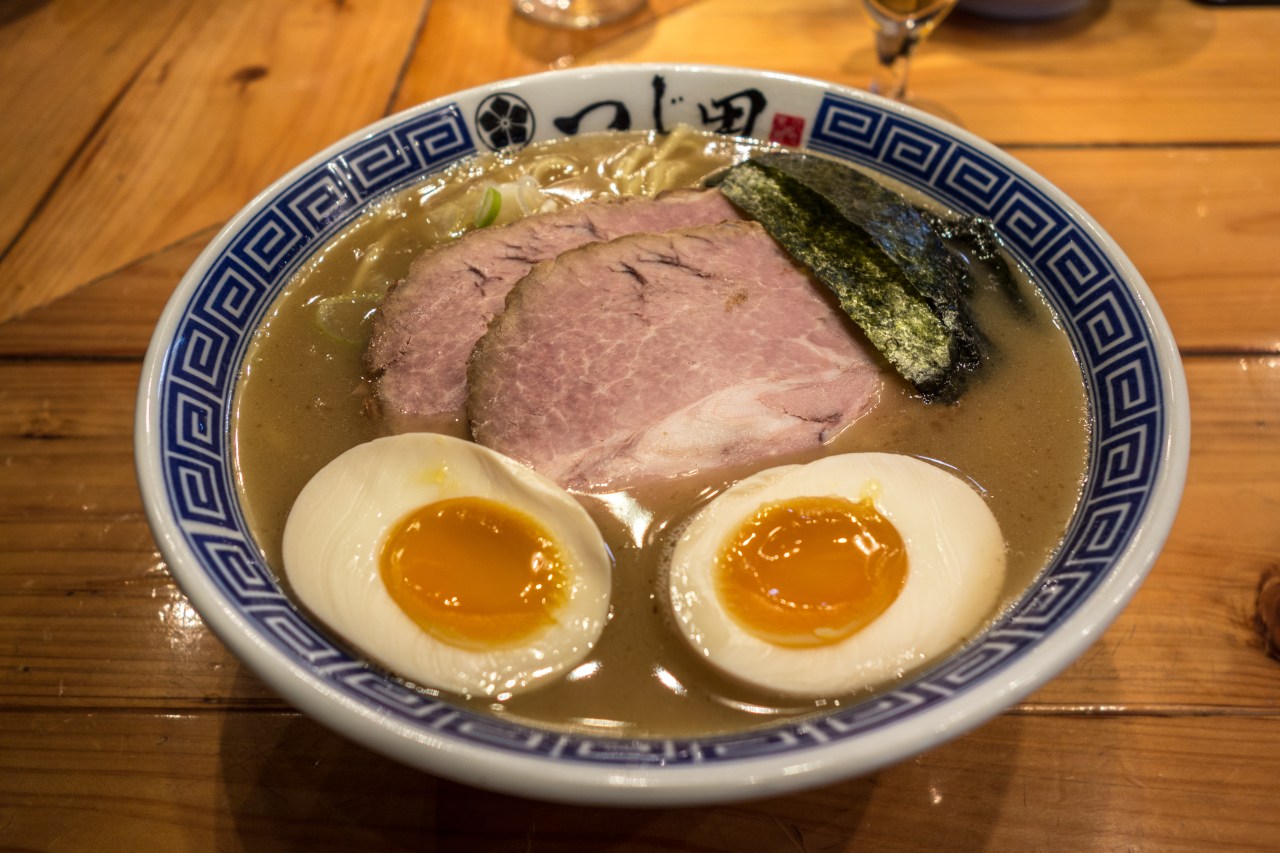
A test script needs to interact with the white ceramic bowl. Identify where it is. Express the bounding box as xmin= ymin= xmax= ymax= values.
xmin=135 ymin=65 xmax=1188 ymax=806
